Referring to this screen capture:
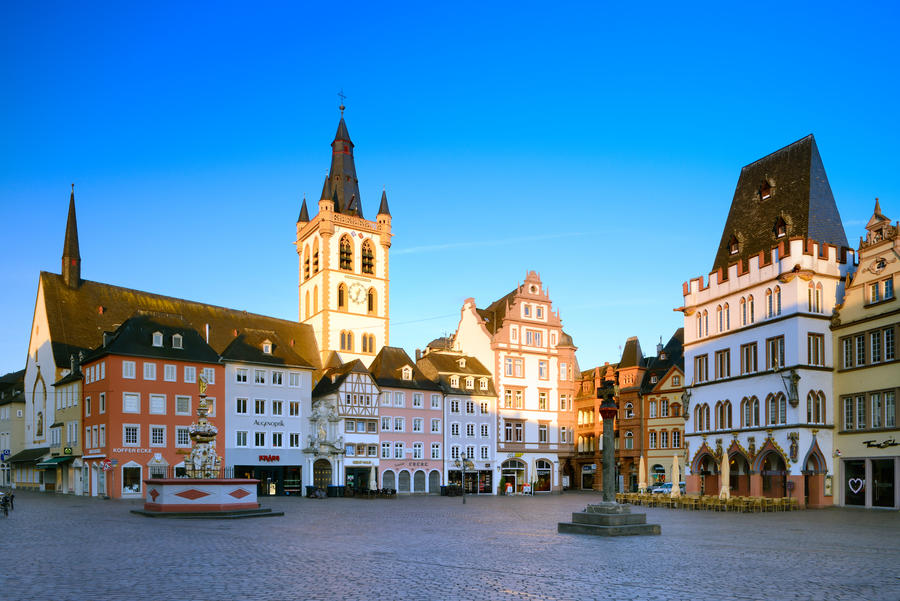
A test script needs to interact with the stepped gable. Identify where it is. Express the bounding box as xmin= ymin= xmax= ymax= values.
xmin=312 ymin=358 xmax=370 ymax=397
xmin=39 ymin=272 xmax=321 ymax=371
xmin=369 ymin=346 xmax=442 ymax=391
xmin=640 ymin=328 xmax=684 ymax=394
xmin=712 ymin=135 xmax=849 ymax=274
